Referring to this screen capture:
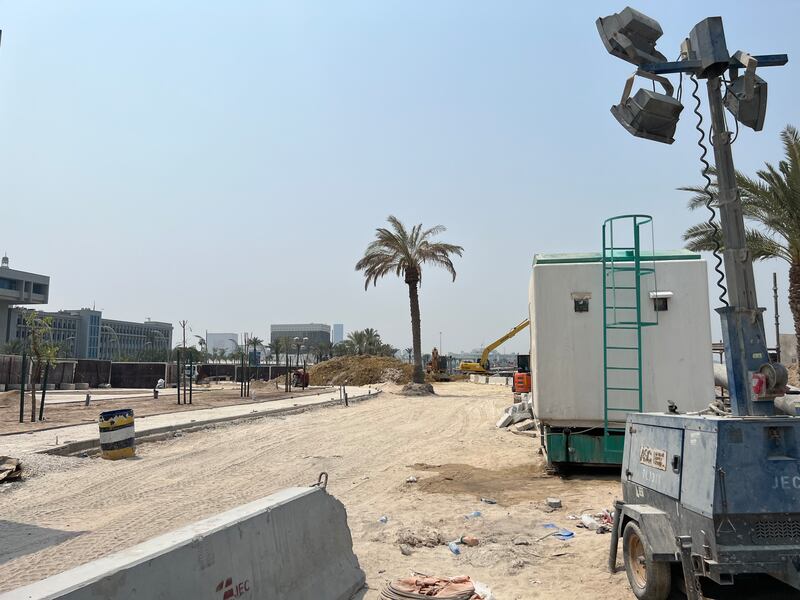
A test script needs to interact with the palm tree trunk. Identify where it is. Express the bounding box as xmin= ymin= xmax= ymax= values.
xmin=789 ymin=262 xmax=800 ymax=362
xmin=407 ymin=280 xmax=424 ymax=384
